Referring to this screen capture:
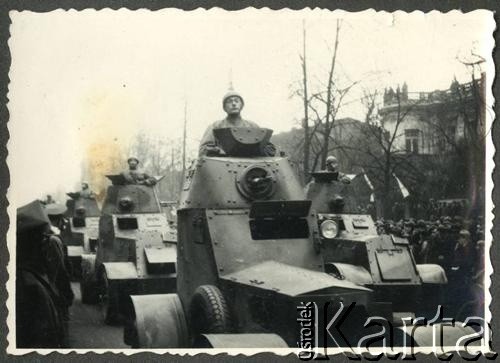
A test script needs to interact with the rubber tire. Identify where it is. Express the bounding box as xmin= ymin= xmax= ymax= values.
xmin=80 ymin=255 xmax=98 ymax=304
xmin=189 ymin=285 xmax=231 ymax=335
xmin=80 ymin=278 xmax=99 ymax=305
xmin=123 ymin=318 xmax=140 ymax=348
xmin=99 ymin=270 xmax=121 ymax=325
xmin=123 ymin=295 xmax=139 ymax=347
